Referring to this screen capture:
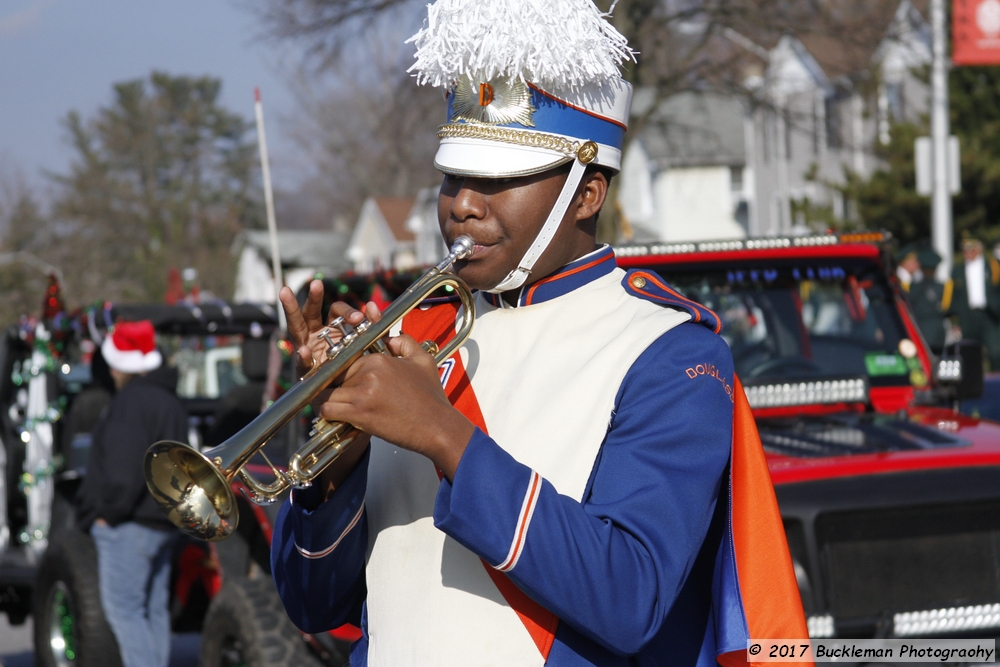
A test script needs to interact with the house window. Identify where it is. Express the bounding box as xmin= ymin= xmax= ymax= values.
xmin=886 ymin=82 xmax=905 ymax=120
xmin=771 ymin=193 xmax=785 ymax=234
xmin=760 ymin=114 xmax=770 ymax=164
xmin=825 ymin=96 xmax=842 ymax=150
xmin=785 ymin=110 xmax=794 ymax=160
xmin=730 ymin=166 xmax=744 ymax=193
xmin=832 ymin=190 xmax=845 ymax=220
xmin=764 ymin=112 xmax=776 ymax=164
xmin=734 ymin=201 xmax=749 ymax=233
xmin=732 ymin=166 xmax=748 ymax=233
xmin=812 ymin=97 xmax=821 ymax=155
